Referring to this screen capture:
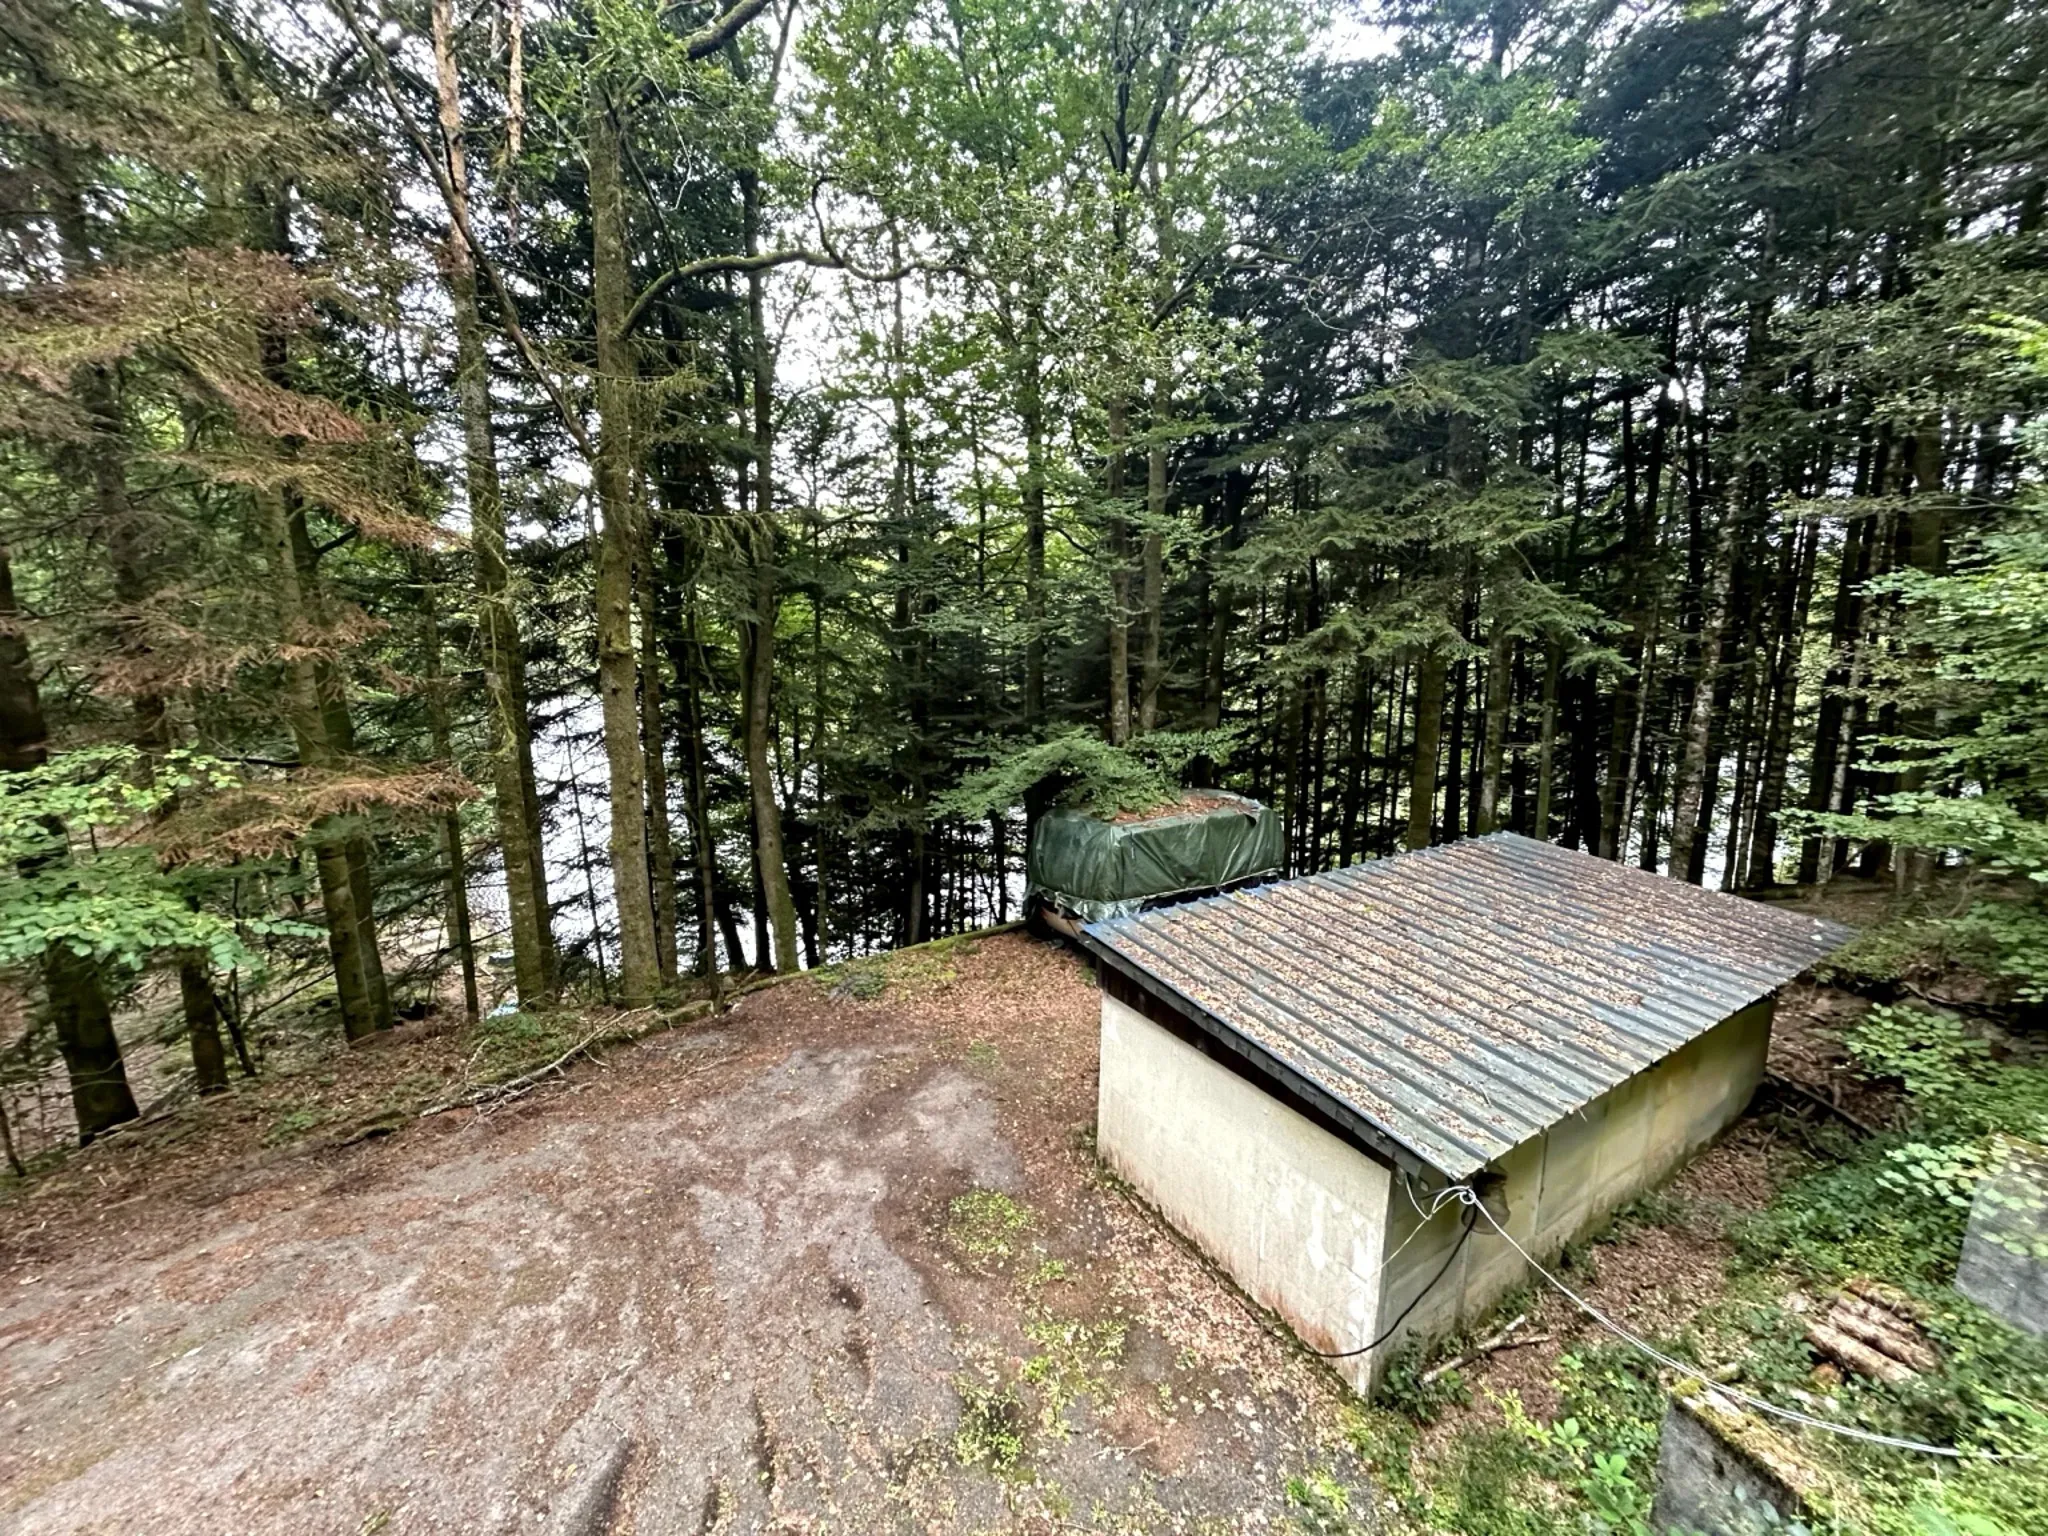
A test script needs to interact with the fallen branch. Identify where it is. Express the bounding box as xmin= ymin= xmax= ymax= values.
xmin=420 ymin=1028 xmax=613 ymax=1116
xmin=1421 ymin=1313 xmax=1551 ymax=1385
xmin=419 ymin=984 xmax=763 ymax=1119
xmin=1764 ymin=1072 xmax=1877 ymax=1136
